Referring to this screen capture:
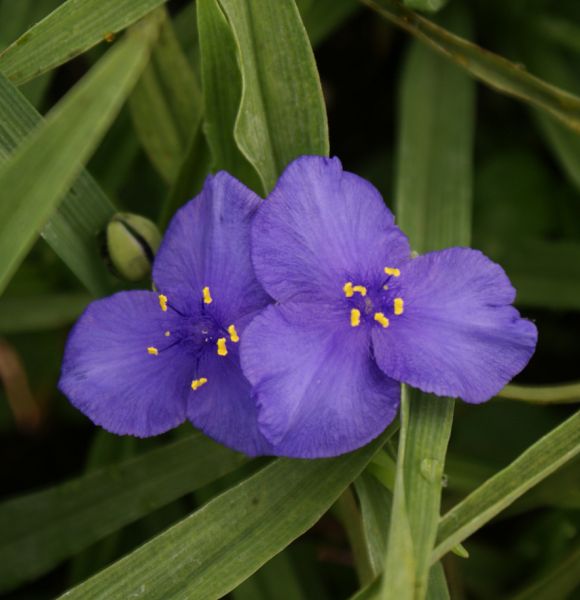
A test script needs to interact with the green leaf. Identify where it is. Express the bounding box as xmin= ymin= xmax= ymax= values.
xmin=362 ymin=0 xmax=580 ymax=136
xmin=403 ymin=0 xmax=448 ymax=14
xmin=499 ymin=382 xmax=580 ymax=405
xmin=0 ymin=433 xmax=246 ymax=593
xmin=381 ymin=5 xmax=474 ymax=598
xmin=433 ymin=409 xmax=580 ymax=562
xmin=426 ymin=563 xmax=450 ymax=599
xmin=0 ymin=74 xmax=115 ymax=296
xmin=129 ymin=7 xmax=203 ymax=184
xmin=0 ymin=0 xmax=169 ymax=84
xmin=60 ymin=429 xmax=393 ymax=600
xmin=0 ymin=293 xmax=91 ymax=333
xmin=218 ymin=0 xmax=329 ymax=192
xmin=197 ymin=0 xmax=260 ymax=190
xmin=0 ymin=14 xmax=161 ymax=296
